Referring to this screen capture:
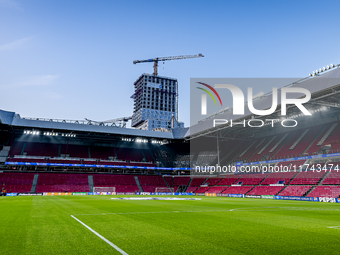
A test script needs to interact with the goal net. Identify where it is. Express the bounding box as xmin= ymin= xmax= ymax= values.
xmin=155 ymin=187 xmax=173 ymax=193
xmin=93 ymin=187 xmax=115 ymax=193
